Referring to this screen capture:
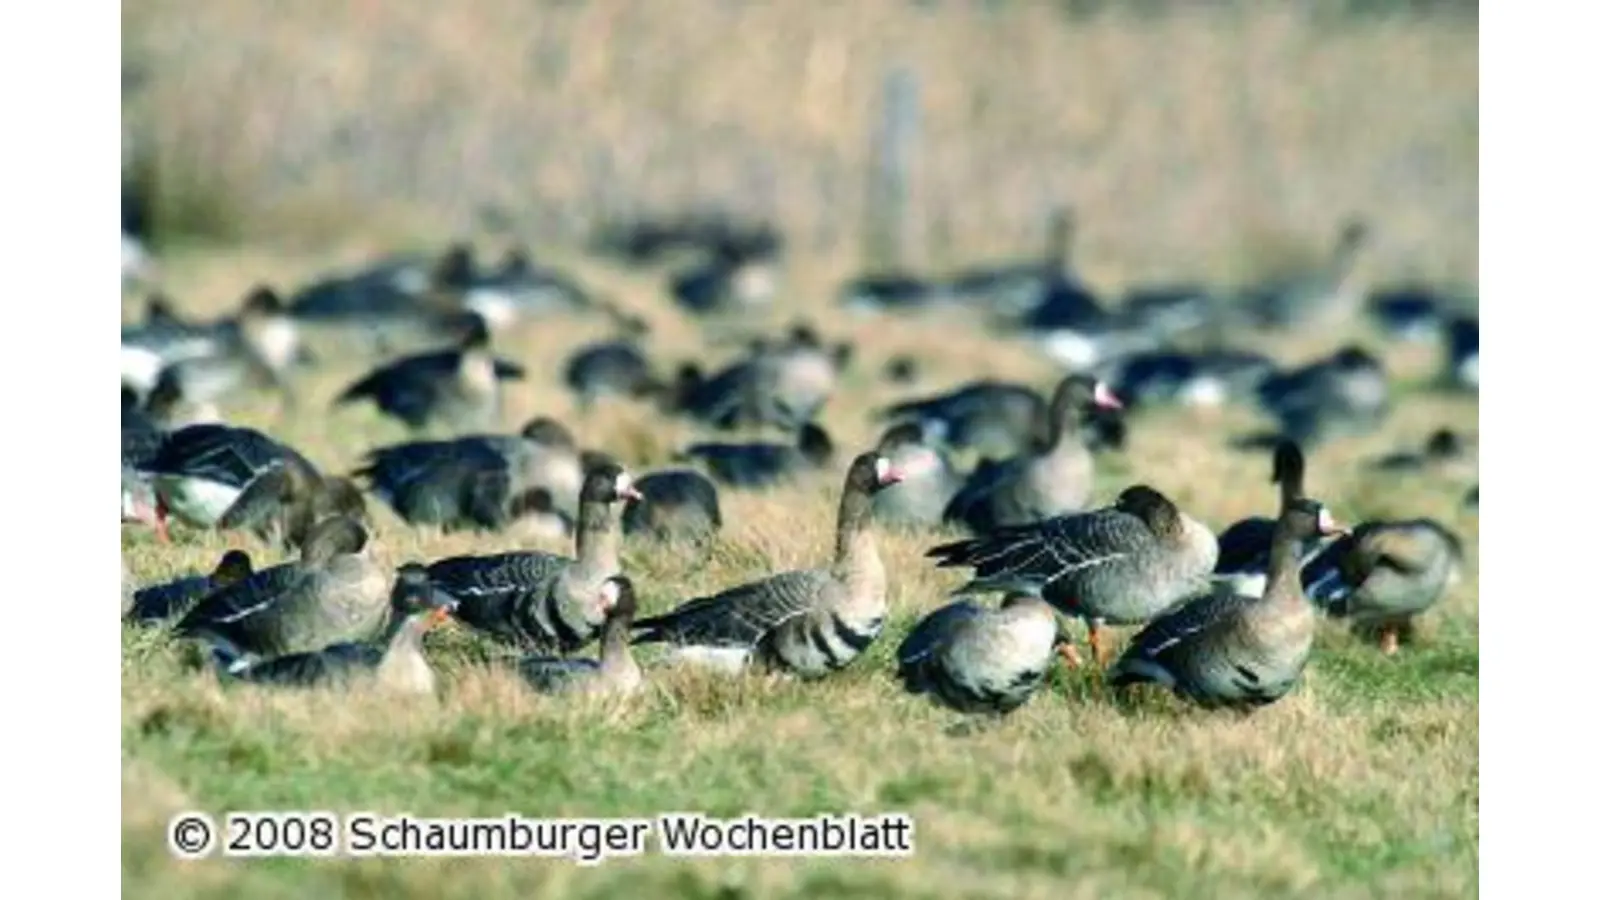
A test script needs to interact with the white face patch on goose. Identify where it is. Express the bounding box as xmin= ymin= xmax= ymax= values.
xmin=599 ymin=580 xmax=621 ymax=612
xmin=1317 ymin=507 xmax=1338 ymax=534
xmin=613 ymin=471 xmax=634 ymax=498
